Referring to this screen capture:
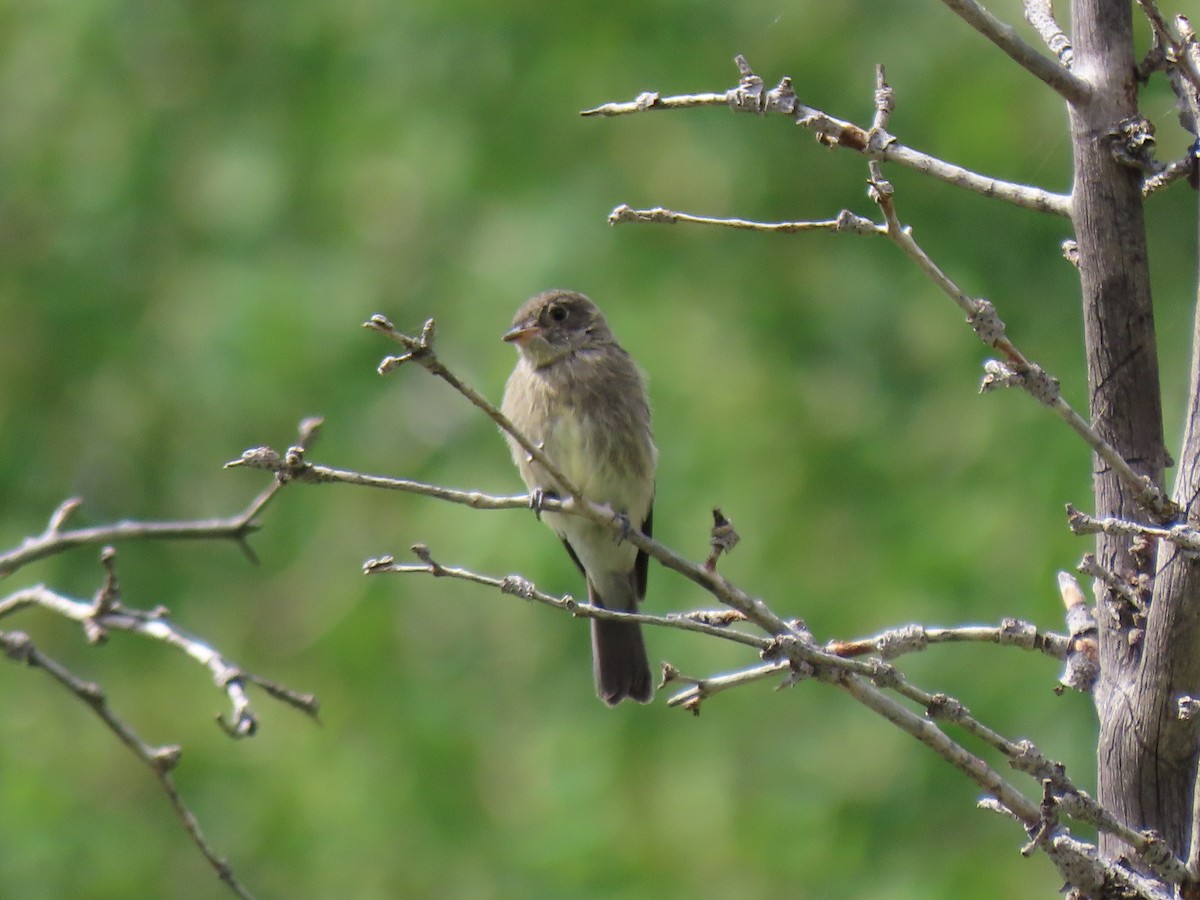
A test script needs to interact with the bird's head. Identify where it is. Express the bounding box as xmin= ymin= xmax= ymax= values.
xmin=502 ymin=290 xmax=615 ymax=368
